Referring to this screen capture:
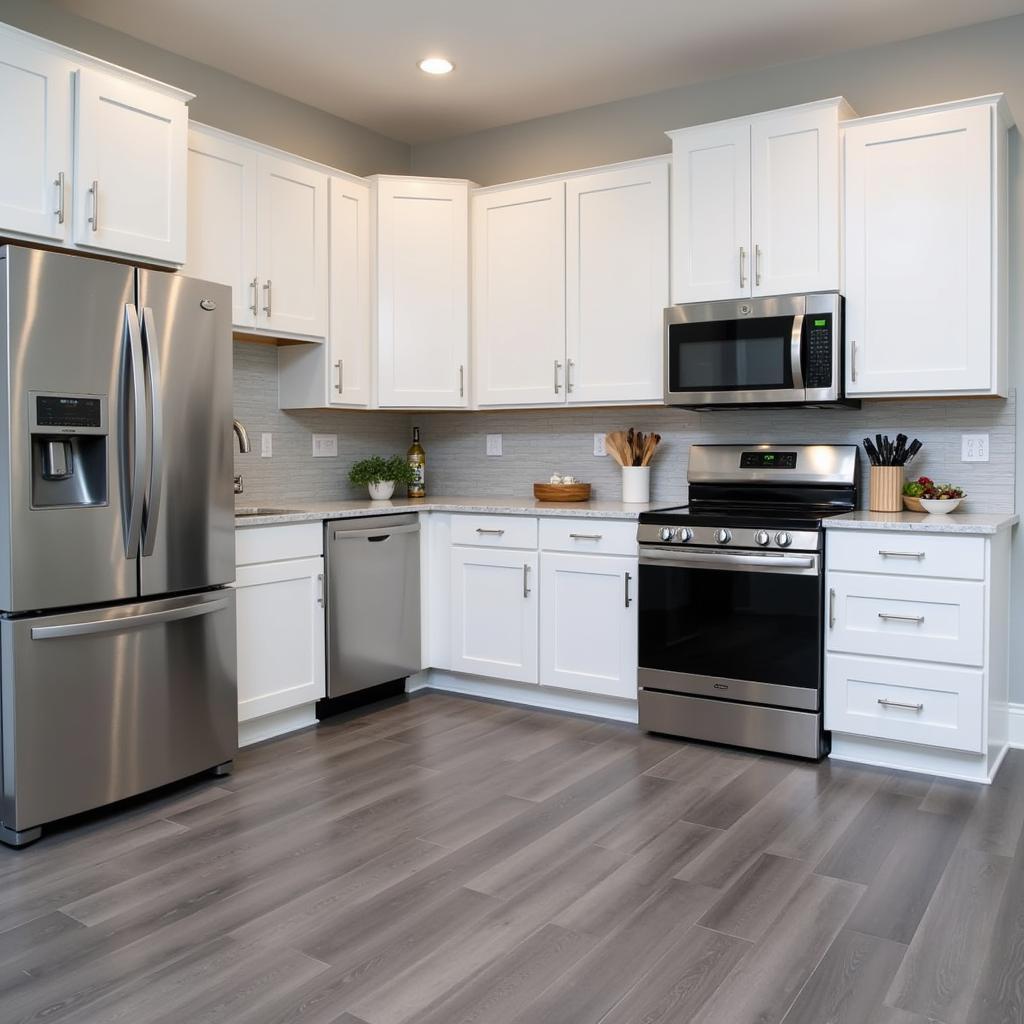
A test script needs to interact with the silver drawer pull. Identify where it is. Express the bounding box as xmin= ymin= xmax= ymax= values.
xmin=878 ymin=612 xmax=925 ymax=624
xmin=878 ymin=698 xmax=924 ymax=712
xmin=569 ymin=533 xmax=602 ymax=540
xmin=878 ymin=550 xmax=925 ymax=560
xmin=476 ymin=528 xmax=505 ymax=536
